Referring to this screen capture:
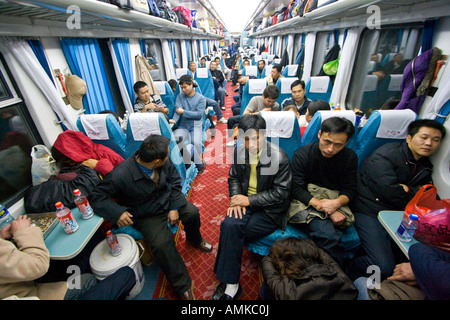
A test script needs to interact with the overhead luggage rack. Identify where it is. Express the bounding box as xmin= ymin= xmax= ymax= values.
xmin=0 ymin=0 xmax=223 ymax=39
